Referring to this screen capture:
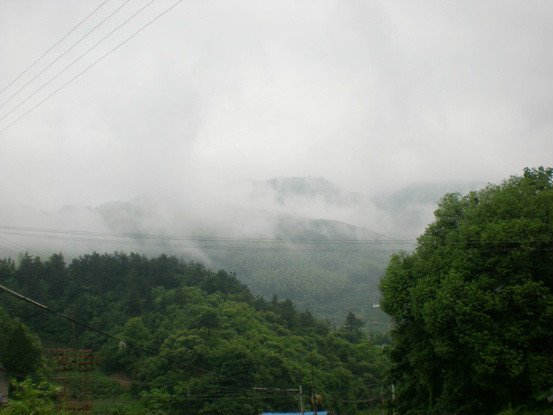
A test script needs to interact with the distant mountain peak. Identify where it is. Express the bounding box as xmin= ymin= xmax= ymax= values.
xmin=260 ymin=176 xmax=362 ymax=206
